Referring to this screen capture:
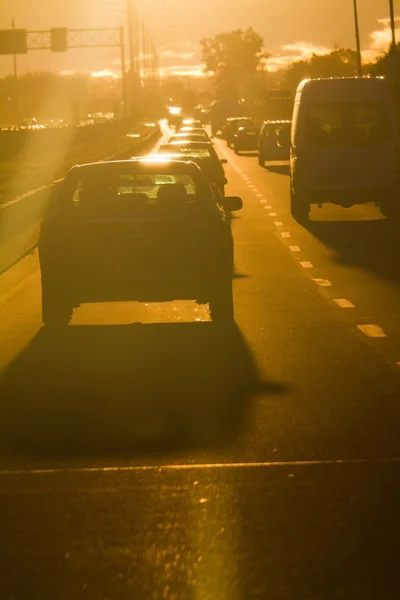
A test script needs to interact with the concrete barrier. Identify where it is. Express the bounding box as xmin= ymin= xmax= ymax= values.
xmin=0 ymin=124 xmax=161 ymax=274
